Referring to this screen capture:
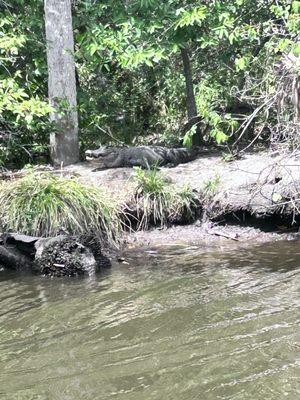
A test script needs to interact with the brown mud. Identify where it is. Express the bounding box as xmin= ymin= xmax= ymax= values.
xmin=122 ymin=222 xmax=298 ymax=252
